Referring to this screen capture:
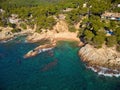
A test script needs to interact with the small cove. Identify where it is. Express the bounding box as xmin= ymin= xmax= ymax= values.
xmin=0 ymin=37 xmax=120 ymax=90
